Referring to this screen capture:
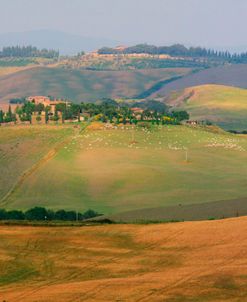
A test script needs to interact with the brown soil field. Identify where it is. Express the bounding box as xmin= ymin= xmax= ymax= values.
xmin=0 ymin=217 xmax=246 ymax=301
xmin=105 ymin=198 xmax=247 ymax=223
xmin=151 ymin=64 xmax=247 ymax=98
xmin=0 ymin=66 xmax=190 ymax=104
